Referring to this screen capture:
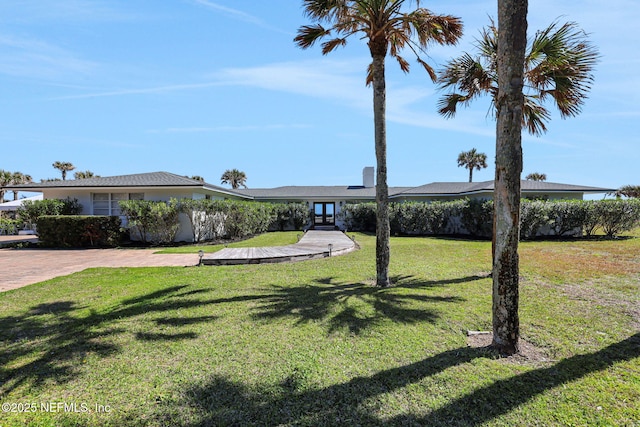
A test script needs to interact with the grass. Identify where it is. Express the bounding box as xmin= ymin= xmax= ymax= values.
xmin=0 ymin=230 xmax=639 ymax=426
xmin=155 ymin=230 xmax=300 ymax=254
